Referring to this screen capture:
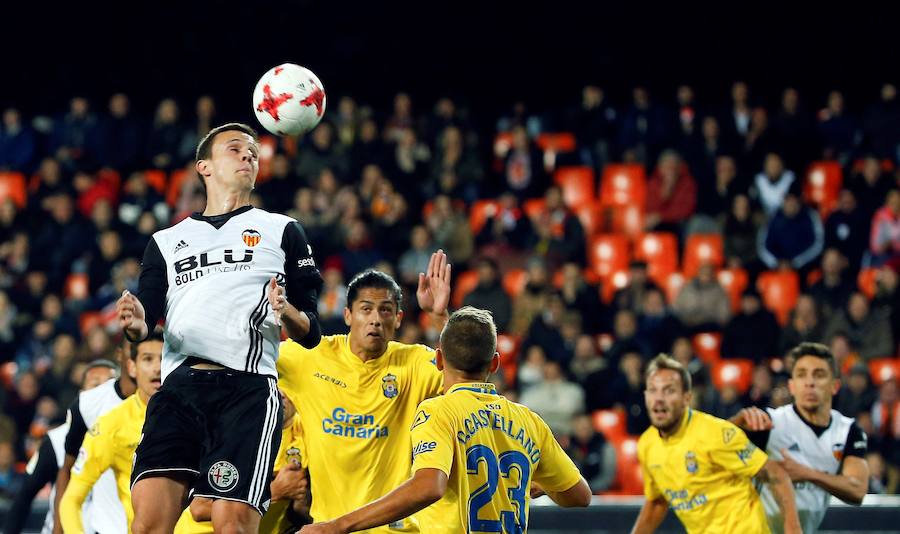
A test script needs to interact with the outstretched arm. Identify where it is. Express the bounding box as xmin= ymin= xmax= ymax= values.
xmin=630 ymin=497 xmax=668 ymax=534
